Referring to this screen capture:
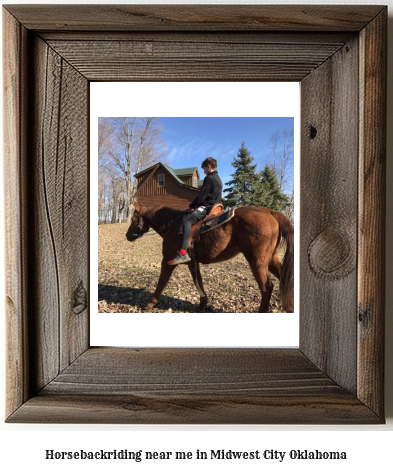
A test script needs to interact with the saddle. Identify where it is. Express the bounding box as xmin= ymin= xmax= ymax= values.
xmin=188 ymin=203 xmax=236 ymax=248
